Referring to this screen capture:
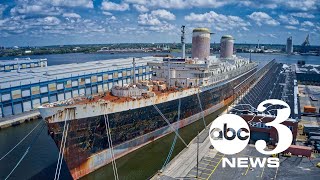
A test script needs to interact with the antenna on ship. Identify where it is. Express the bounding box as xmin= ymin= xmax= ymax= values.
xmin=181 ymin=25 xmax=186 ymax=58
xmin=132 ymin=57 xmax=136 ymax=84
